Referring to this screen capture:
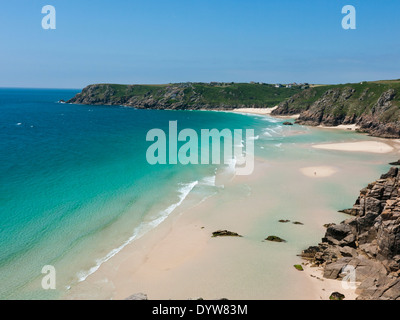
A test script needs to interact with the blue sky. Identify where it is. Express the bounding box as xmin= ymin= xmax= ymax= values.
xmin=0 ymin=0 xmax=399 ymax=88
